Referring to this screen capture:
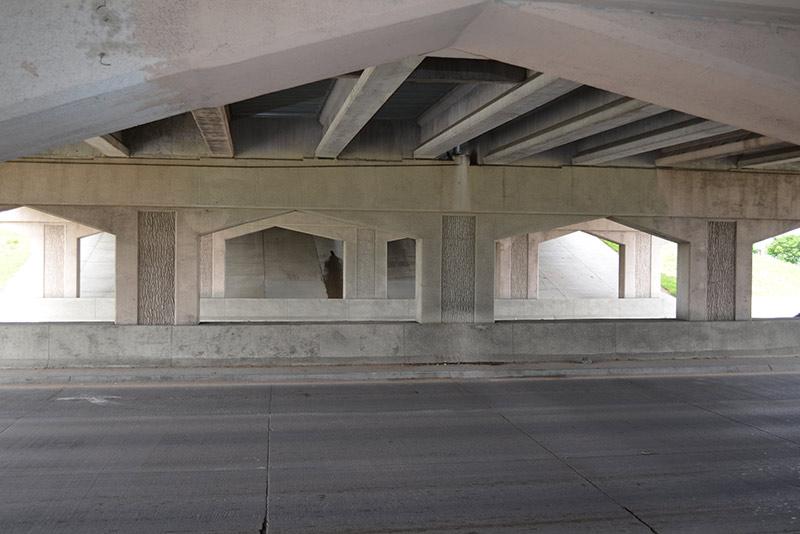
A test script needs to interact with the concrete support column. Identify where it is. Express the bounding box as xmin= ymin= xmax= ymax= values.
xmin=676 ymin=237 xmax=713 ymax=322
xmin=354 ymin=228 xmax=388 ymax=298
xmin=674 ymin=220 xmax=737 ymax=321
xmin=617 ymin=234 xmax=637 ymax=298
xmin=43 ymin=224 xmax=65 ymax=298
xmin=441 ymin=215 xmax=475 ymax=323
xmin=374 ymin=231 xmax=389 ymax=299
xmin=651 ymin=237 xmax=663 ymax=297
xmin=175 ymin=212 xmax=200 ymax=325
xmin=495 ymin=234 xmax=533 ymax=300
xmin=112 ymin=209 xmax=138 ymax=325
xmin=706 ymin=221 xmax=737 ymax=321
xmin=474 ymin=217 xmax=495 ymax=323
xmin=199 ymin=234 xmax=211 ymax=298
xmin=634 ymin=232 xmax=653 ymax=298
xmin=527 ymin=234 xmax=540 ymax=299
xmin=494 ymin=237 xmax=512 ymax=299
xmin=343 ymin=238 xmax=357 ymax=299
xmin=211 ymin=233 xmax=226 ymax=298
xmin=137 ymin=211 xmax=176 ymax=325
xmin=416 ymin=235 xmax=442 ymax=324
xmin=63 ymin=224 xmax=79 ymax=298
